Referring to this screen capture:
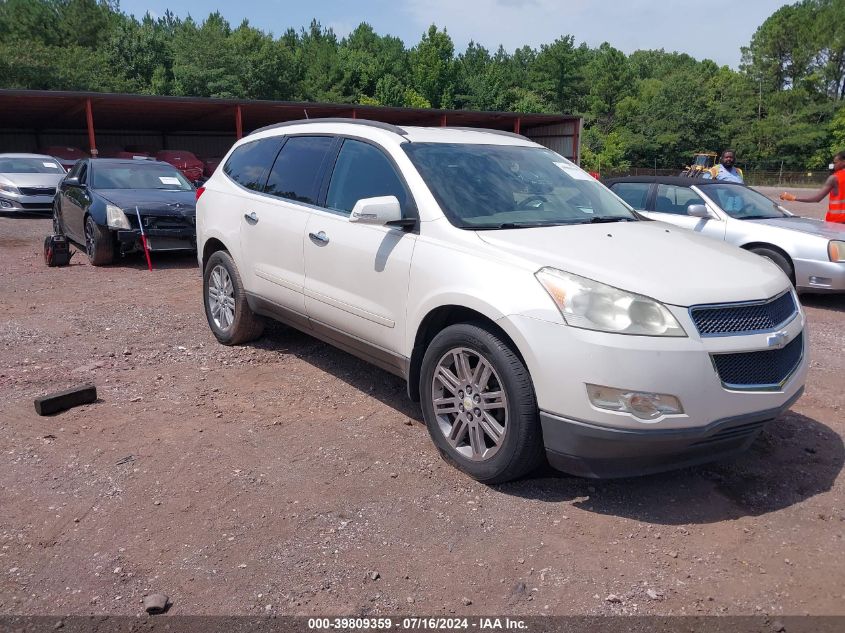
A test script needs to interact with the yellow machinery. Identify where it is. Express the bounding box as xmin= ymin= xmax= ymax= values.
xmin=680 ymin=152 xmax=717 ymax=178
